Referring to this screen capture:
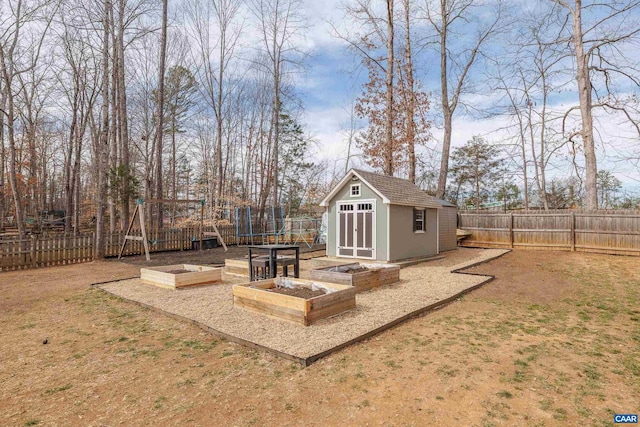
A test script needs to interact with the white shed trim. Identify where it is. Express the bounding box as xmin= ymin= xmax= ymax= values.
xmin=320 ymin=169 xmax=390 ymax=207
